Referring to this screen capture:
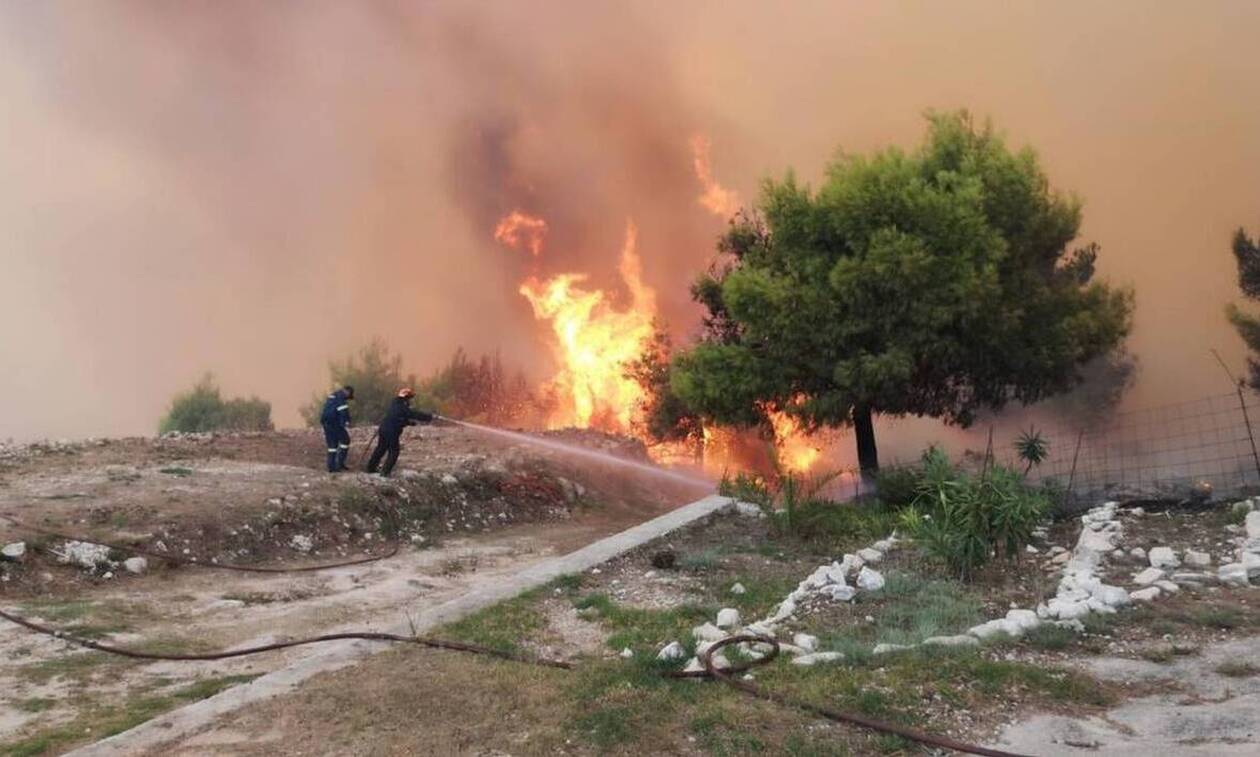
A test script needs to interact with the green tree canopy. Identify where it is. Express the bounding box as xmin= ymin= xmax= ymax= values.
xmin=159 ymin=374 xmax=273 ymax=434
xmin=1226 ymin=227 xmax=1260 ymax=388
xmin=672 ymin=111 xmax=1133 ymax=476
